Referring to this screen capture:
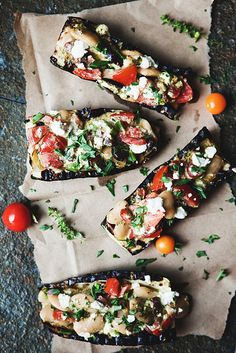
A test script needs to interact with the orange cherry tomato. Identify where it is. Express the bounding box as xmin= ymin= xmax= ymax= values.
xmin=112 ymin=65 xmax=137 ymax=86
xmin=152 ymin=165 xmax=168 ymax=191
xmin=205 ymin=93 xmax=226 ymax=114
xmin=104 ymin=278 xmax=121 ymax=297
xmin=155 ymin=235 xmax=175 ymax=255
